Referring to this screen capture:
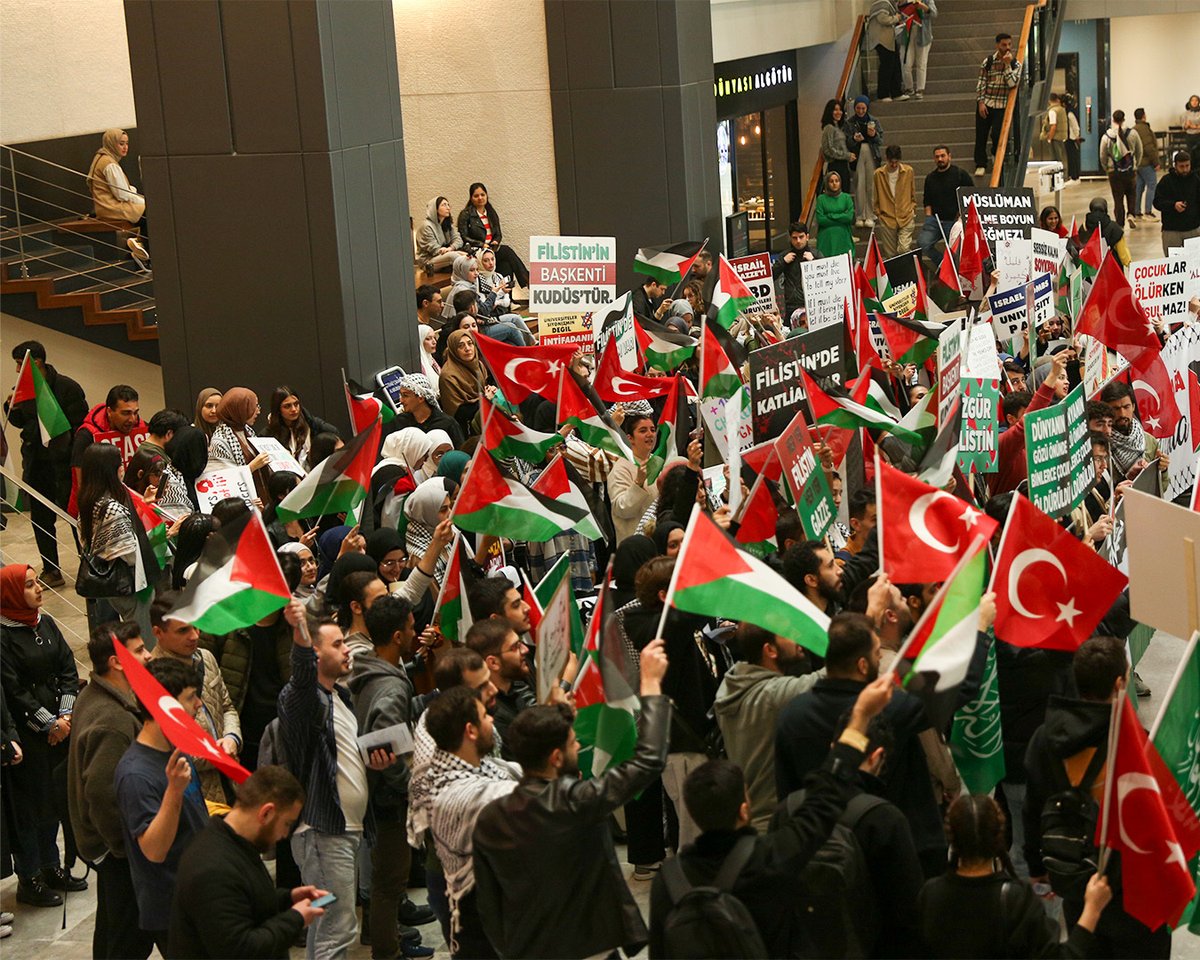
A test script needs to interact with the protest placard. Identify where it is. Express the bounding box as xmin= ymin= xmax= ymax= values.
xmin=1174 ymin=236 xmax=1200 ymax=303
xmin=800 ymin=254 xmax=852 ymax=330
xmin=593 ymin=292 xmax=637 ymax=369
xmin=1158 ymin=322 xmax=1200 ymax=502
xmin=698 ymin=387 xmax=755 ymax=460
xmin=1105 ymin=463 xmax=1161 ymax=575
xmin=988 ymin=274 xmax=1052 ymax=346
xmin=195 ymin=465 xmax=256 ymax=514
xmin=1024 ymin=384 xmax=1090 ymax=518
xmin=534 ymin=573 xmax=572 ymax=702
xmin=537 ymin=312 xmax=594 ymax=350
xmin=90 ymin=428 xmax=151 ymax=468
xmin=730 ymin=253 xmax=778 ymax=314
xmin=880 ymin=251 xmax=920 ymax=317
xmin=937 ymin=319 xmax=963 ymax=427
xmin=748 ymin=323 xmax=847 ymax=442
xmin=958 ymin=377 xmax=1001 ymax=474
xmin=1128 ymin=256 xmax=1191 ymax=328
xmin=995 ymin=235 xmax=1033 ymax=289
xmin=956 ymin=187 xmax=1036 ymax=246
xmin=528 ymin=235 xmax=616 ymax=313
xmin=963 ymin=316 xmax=1002 ymax=380
xmin=1123 ymin=489 xmax=1200 ymax=638
xmin=1032 ymin=227 xmax=1067 ymax=278
xmin=247 ymin=436 xmax=305 ymax=476
xmin=773 ymin=412 xmax=835 ymax=540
